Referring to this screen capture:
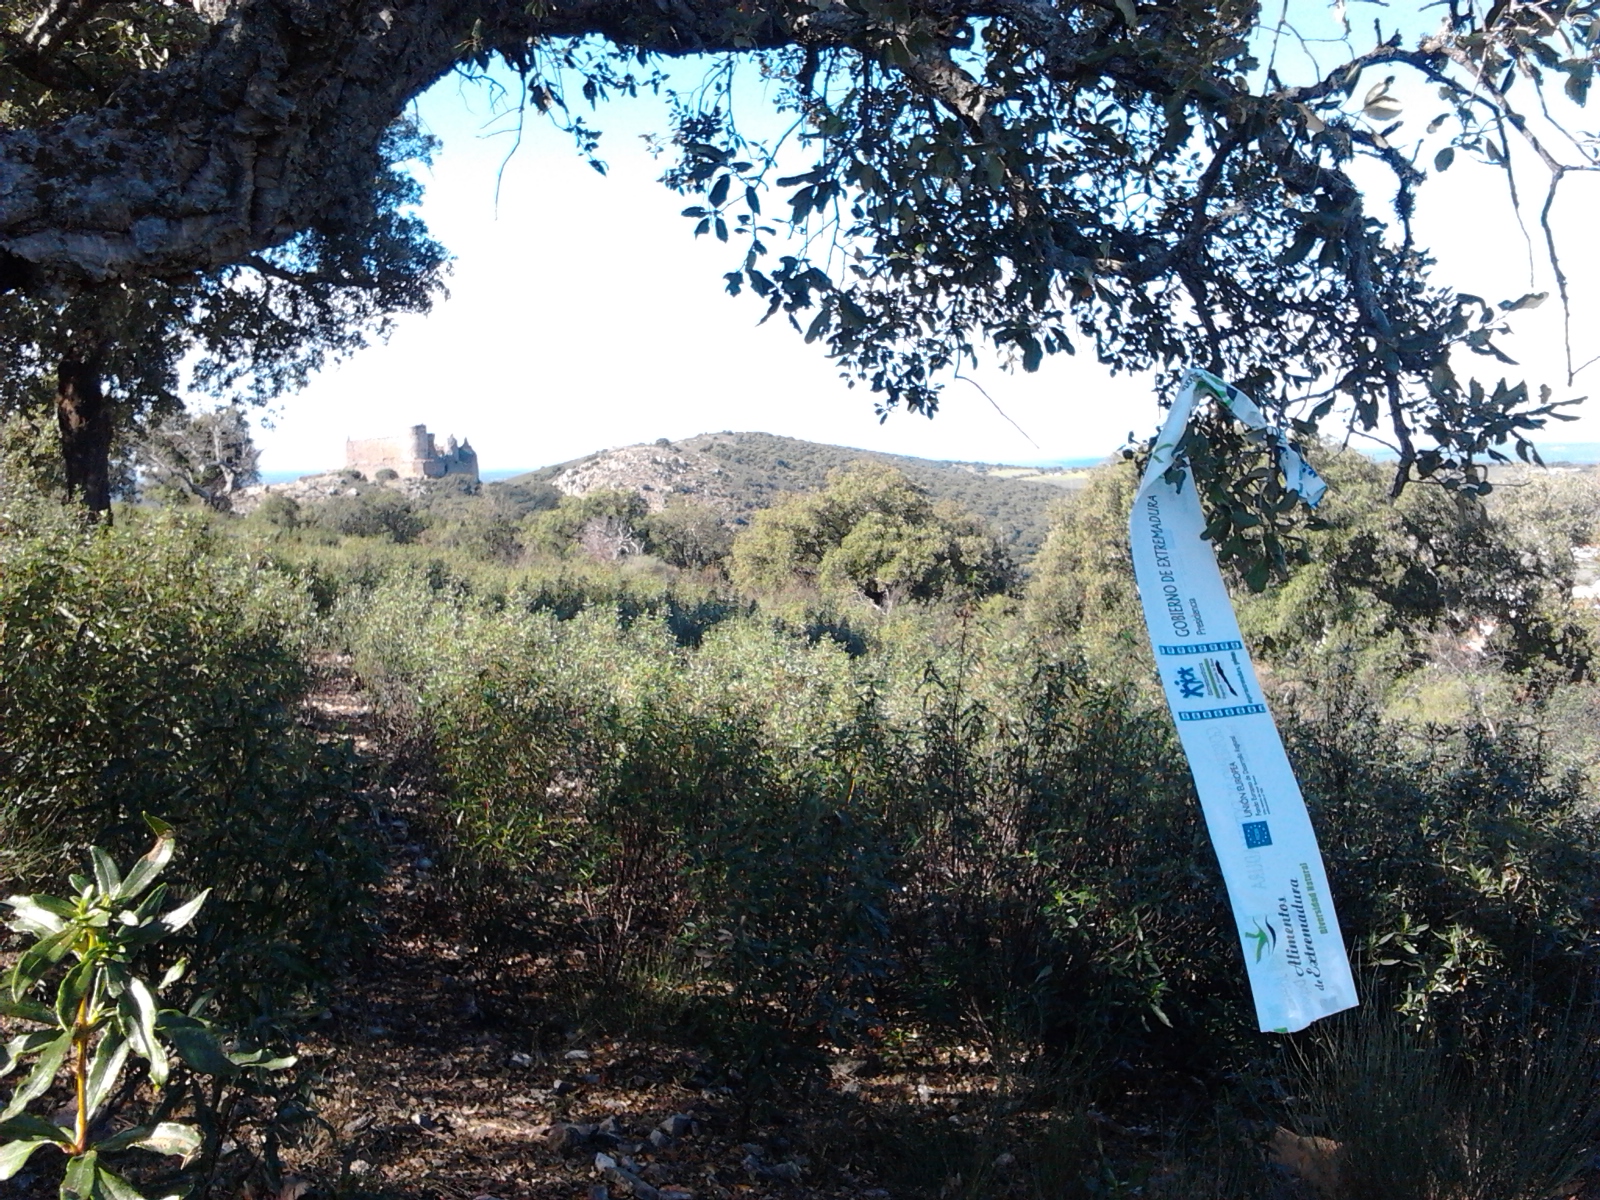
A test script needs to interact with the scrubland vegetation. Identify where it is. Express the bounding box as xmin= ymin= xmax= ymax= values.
xmin=6 ymin=447 xmax=1600 ymax=1199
